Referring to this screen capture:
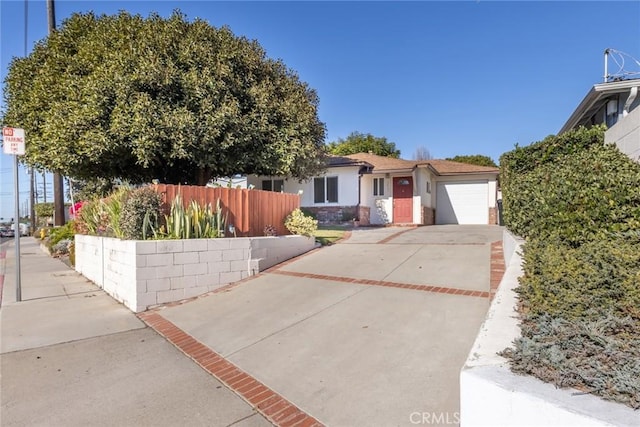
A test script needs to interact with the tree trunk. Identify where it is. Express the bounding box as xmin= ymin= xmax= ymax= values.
xmin=196 ymin=168 xmax=213 ymax=186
